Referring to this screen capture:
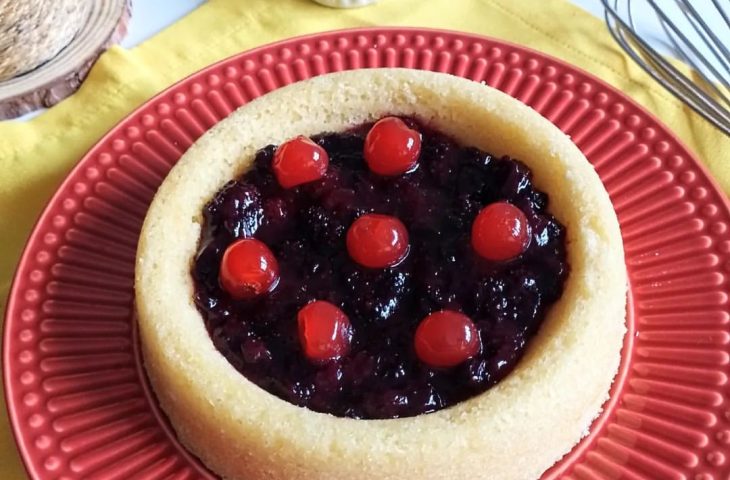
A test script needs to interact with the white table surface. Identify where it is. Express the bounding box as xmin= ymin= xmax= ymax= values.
xmin=122 ymin=0 xmax=608 ymax=49
xmin=122 ymin=0 xmax=728 ymax=53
